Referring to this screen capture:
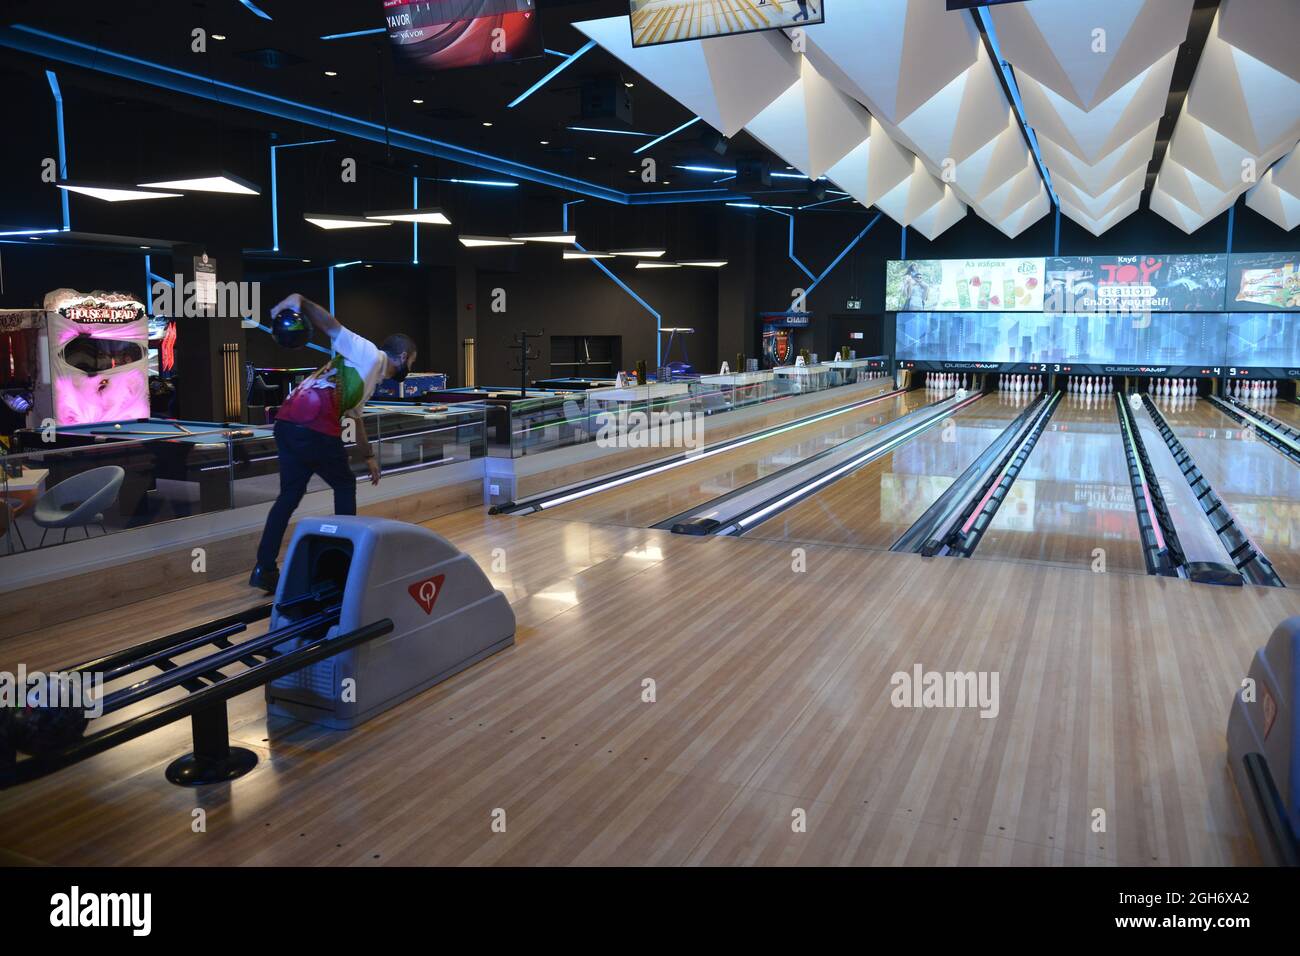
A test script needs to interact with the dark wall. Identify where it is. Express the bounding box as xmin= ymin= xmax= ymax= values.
xmin=473 ymin=243 xmax=720 ymax=385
